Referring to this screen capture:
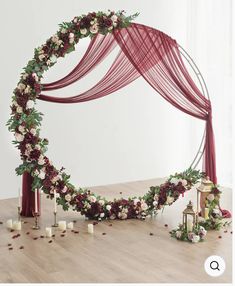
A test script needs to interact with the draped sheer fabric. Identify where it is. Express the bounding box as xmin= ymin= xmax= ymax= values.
xmin=21 ymin=23 xmax=217 ymax=216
